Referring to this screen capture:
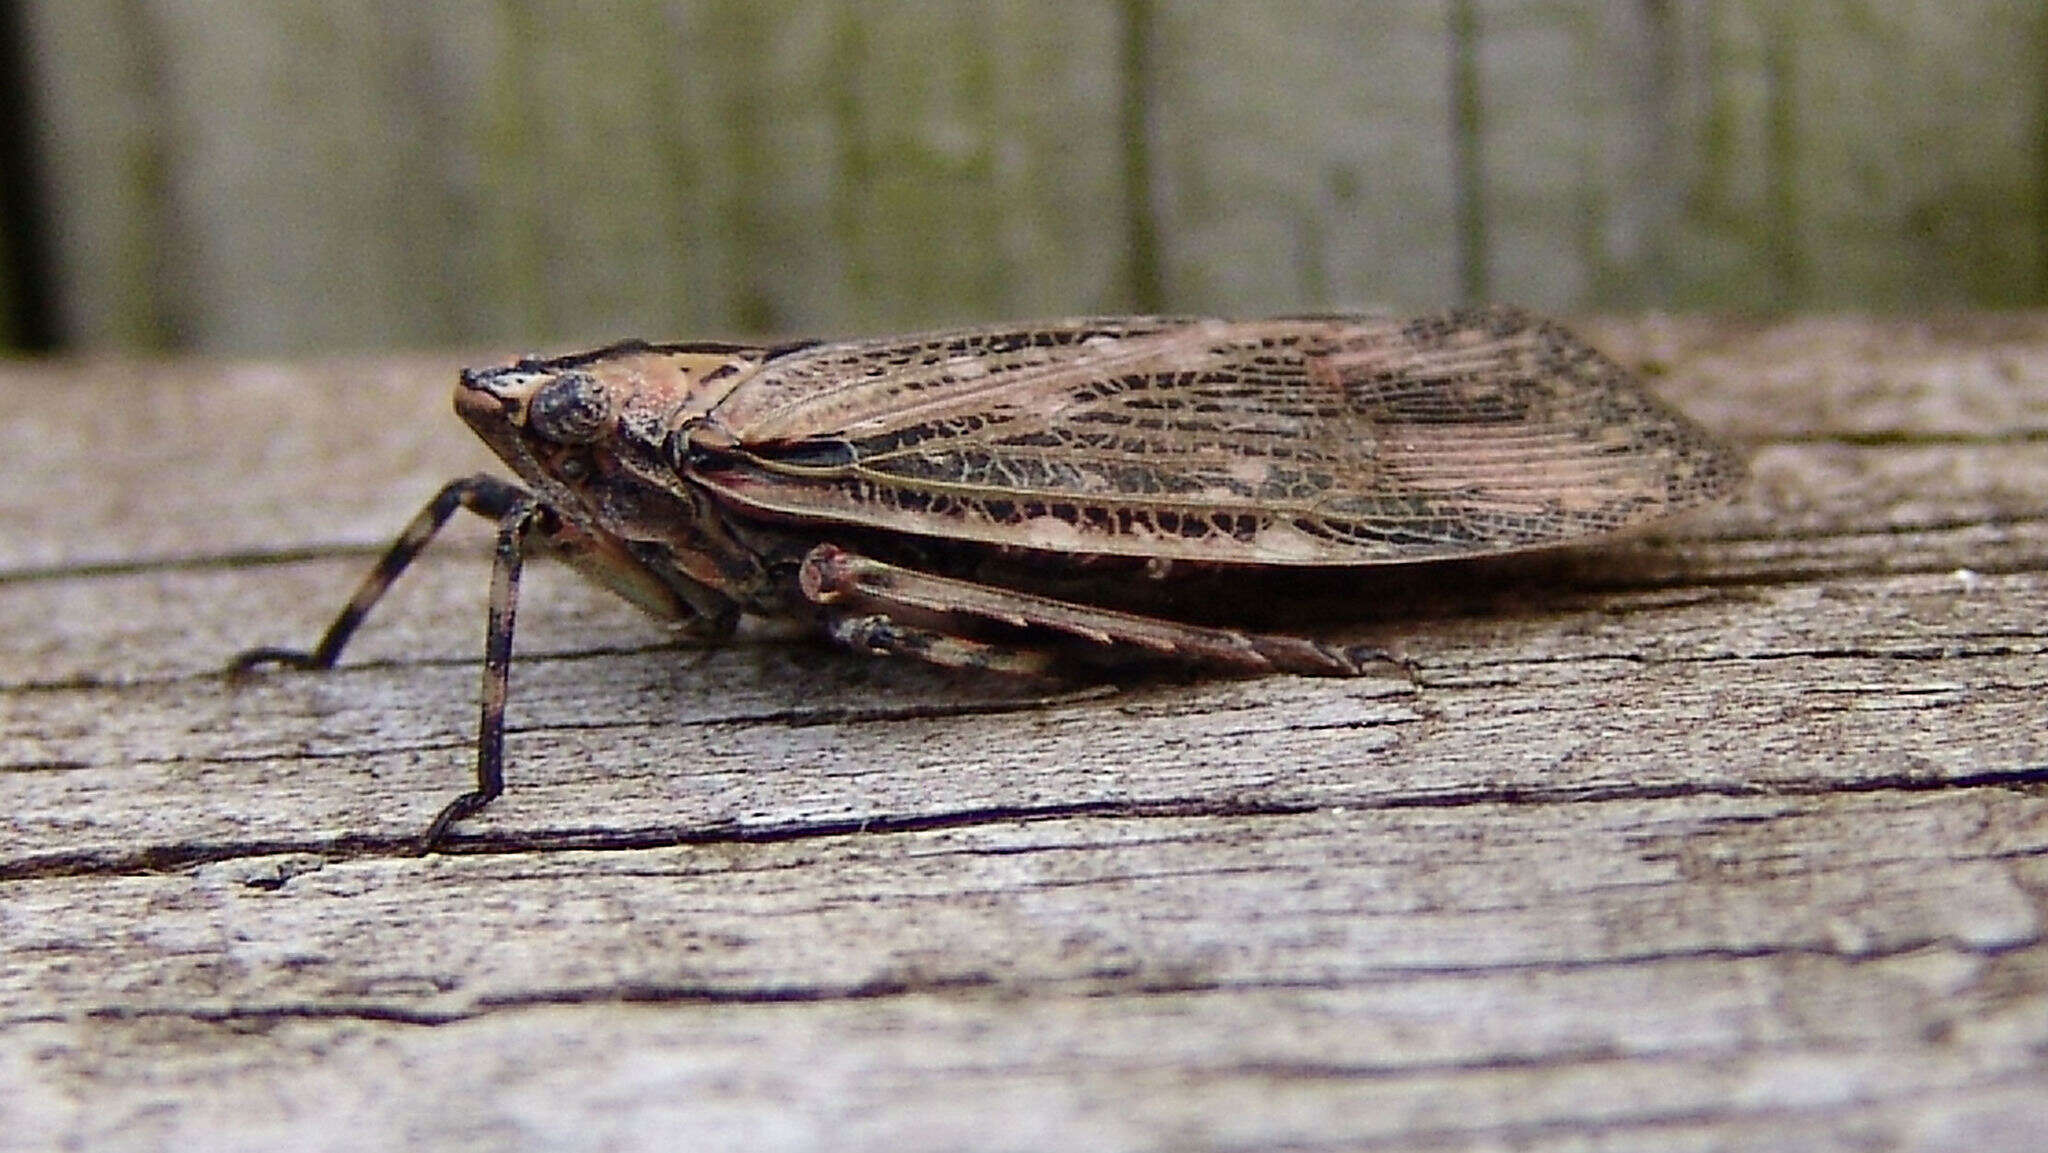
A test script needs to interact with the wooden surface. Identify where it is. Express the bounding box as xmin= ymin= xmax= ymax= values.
xmin=15 ymin=1 xmax=2048 ymax=353
xmin=4 ymin=313 xmax=2048 ymax=1150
